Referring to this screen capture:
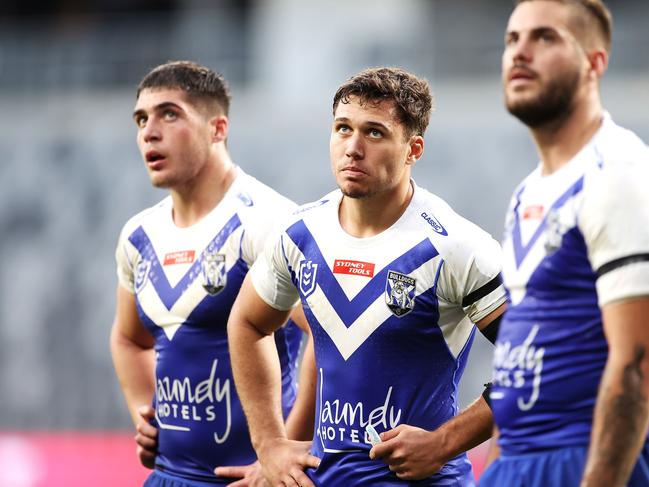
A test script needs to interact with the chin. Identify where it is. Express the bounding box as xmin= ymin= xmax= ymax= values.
xmin=340 ymin=185 xmax=373 ymax=199
xmin=149 ymin=175 xmax=172 ymax=189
